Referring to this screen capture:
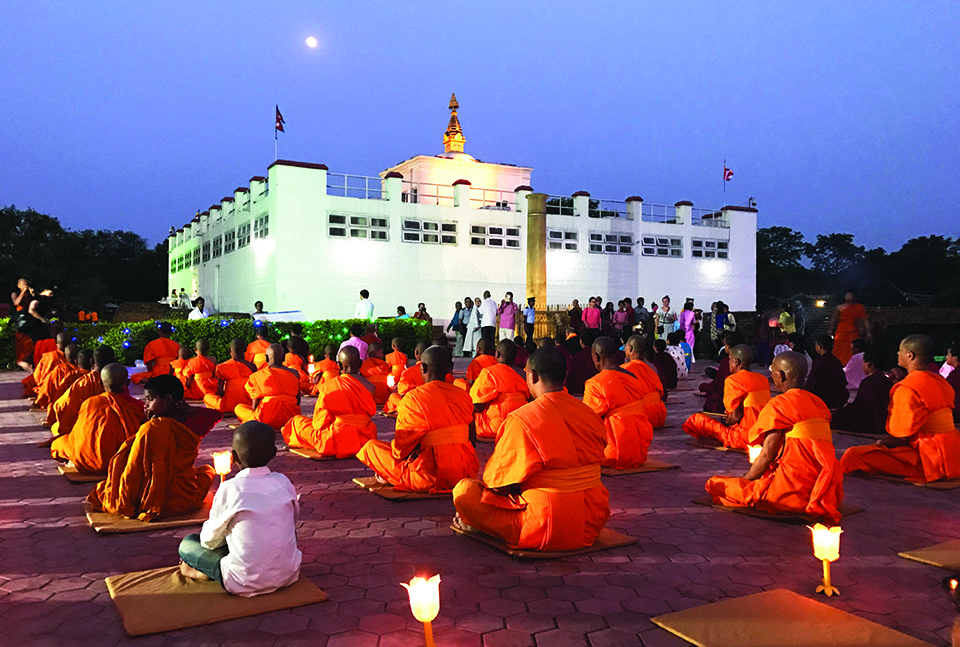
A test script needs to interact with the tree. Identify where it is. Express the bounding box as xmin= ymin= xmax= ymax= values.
xmin=757 ymin=226 xmax=806 ymax=269
xmin=805 ymin=233 xmax=864 ymax=276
